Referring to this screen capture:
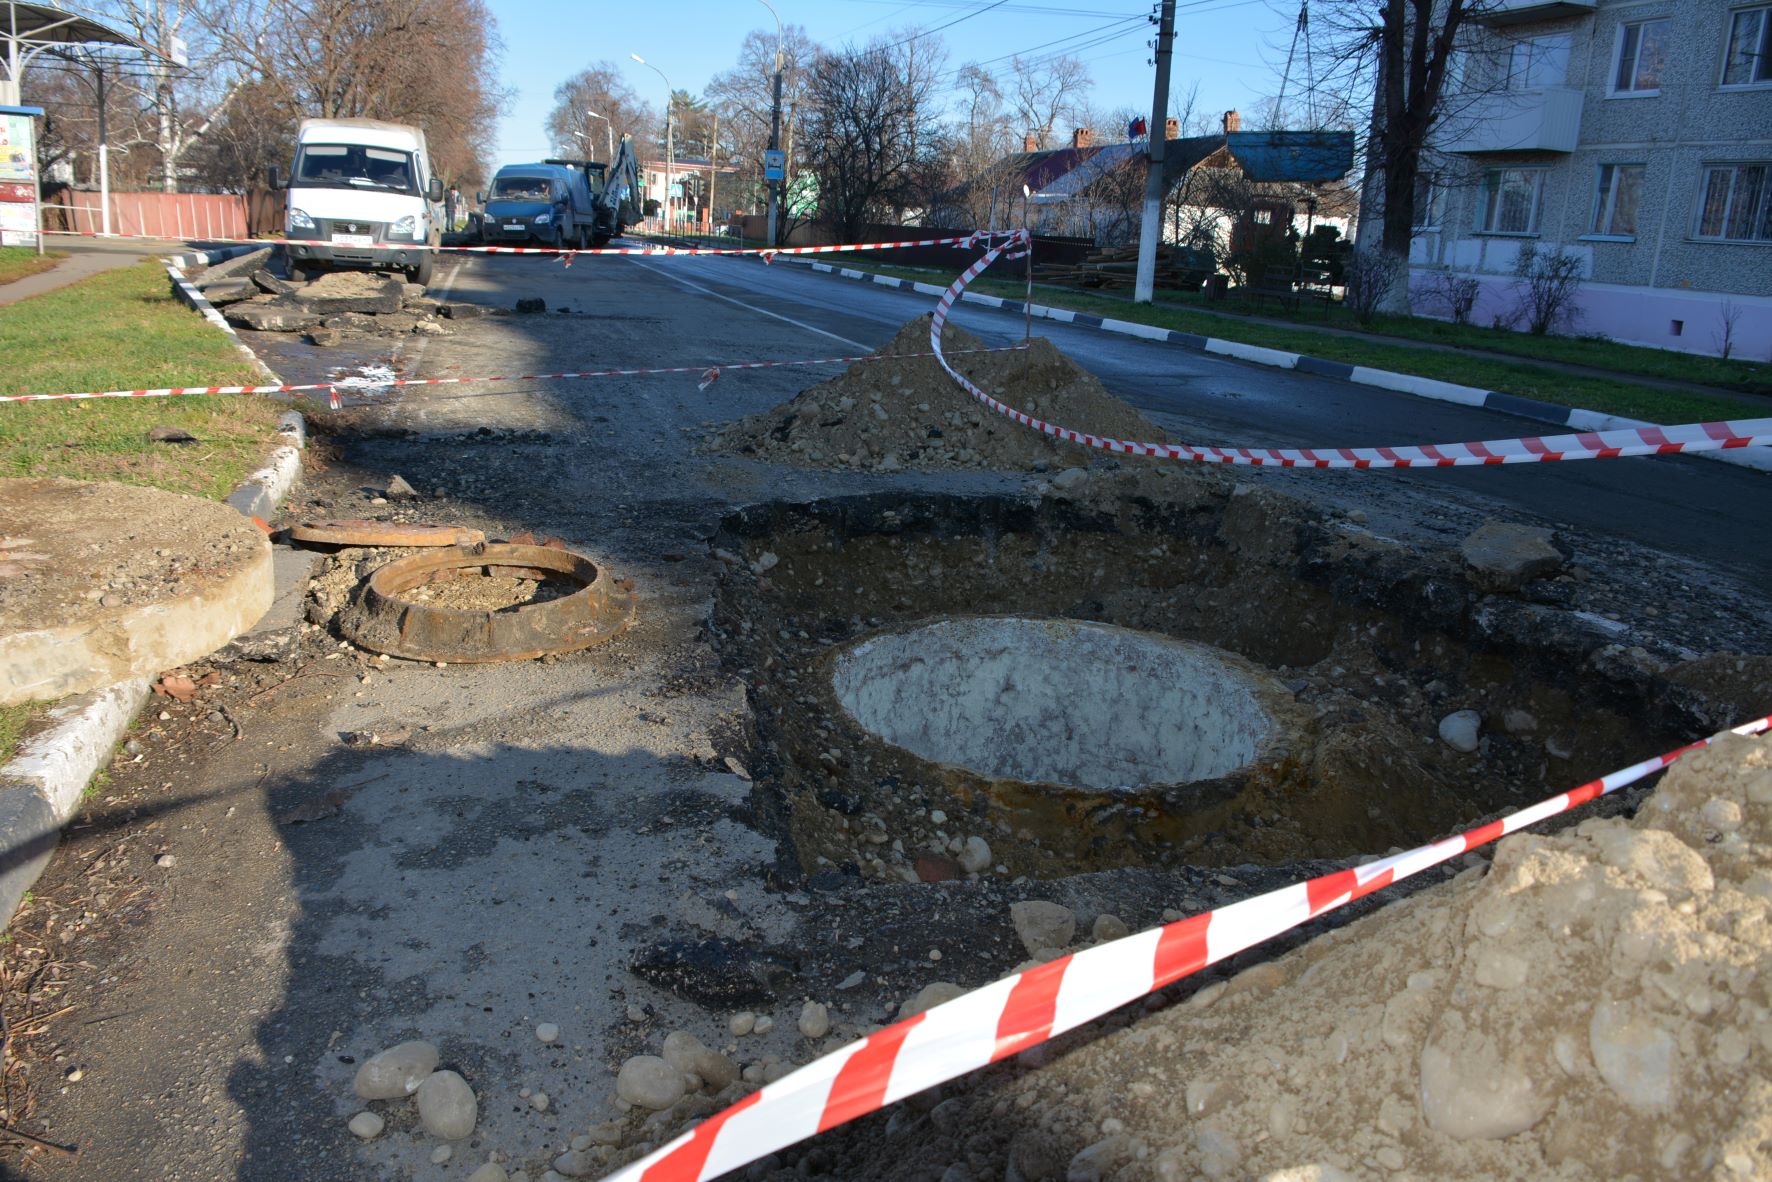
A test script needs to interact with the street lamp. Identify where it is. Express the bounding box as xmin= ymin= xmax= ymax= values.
xmin=630 ymin=53 xmax=675 ymax=234
xmin=757 ymin=0 xmax=784 ymax=248
xmin=582 ymin=109 xmax=614 ymax=161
